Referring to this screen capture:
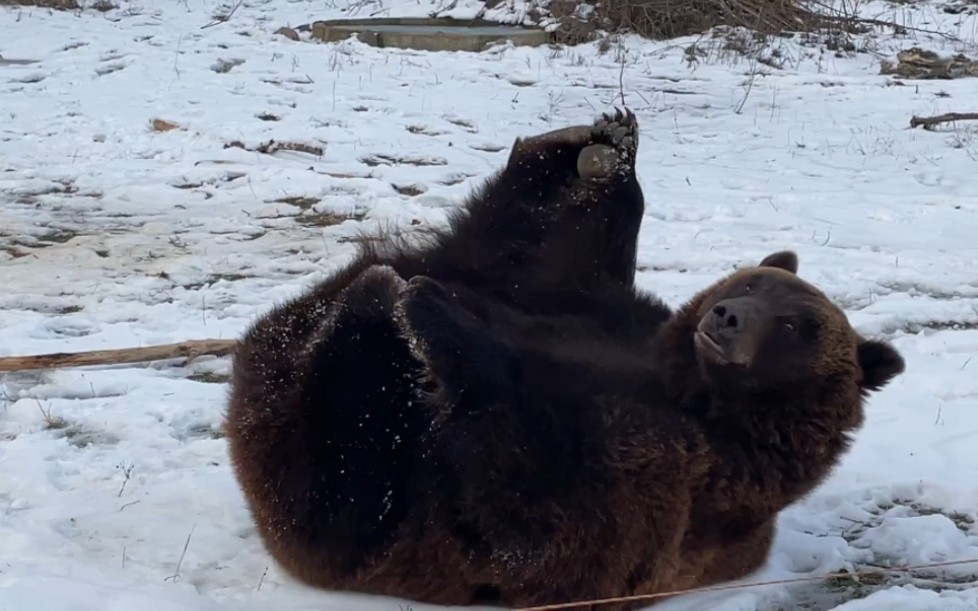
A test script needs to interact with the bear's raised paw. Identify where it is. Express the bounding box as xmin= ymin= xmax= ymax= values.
xmin=578 ymin=107 xmax=639 ymax=179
